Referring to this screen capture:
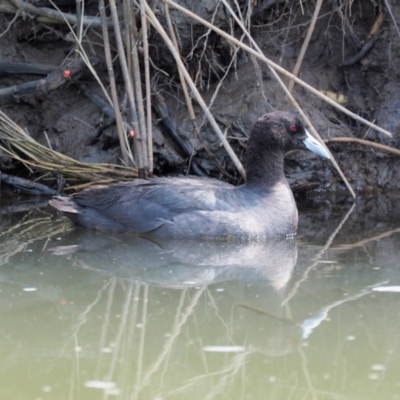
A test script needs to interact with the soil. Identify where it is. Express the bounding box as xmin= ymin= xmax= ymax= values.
xmin=1 ymin=0 xmax=400 ymax=198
